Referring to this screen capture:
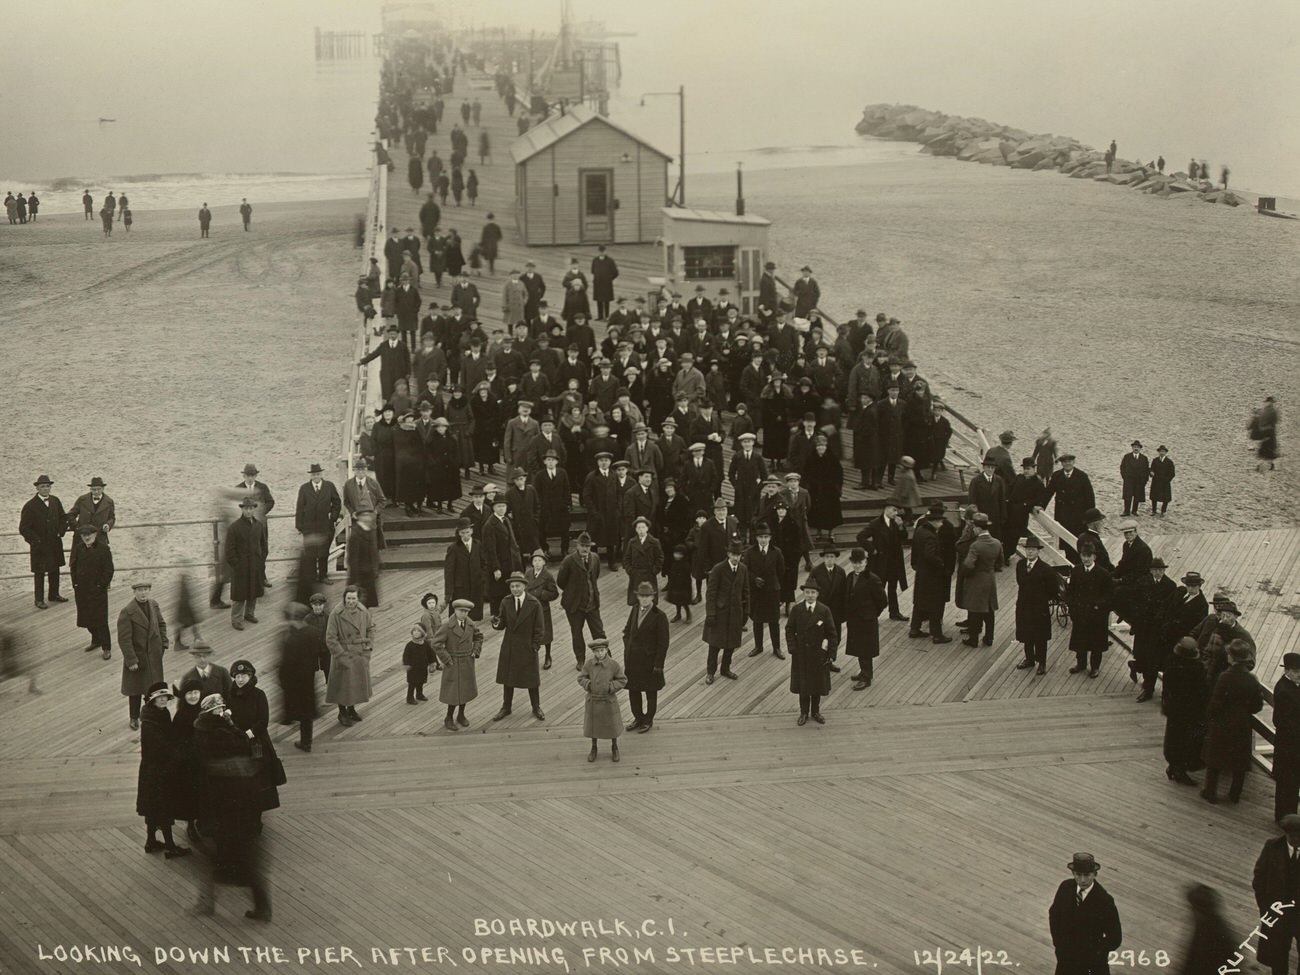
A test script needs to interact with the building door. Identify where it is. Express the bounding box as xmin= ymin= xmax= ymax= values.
xmin=579 ymin=169 xmax=614 ymax=242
